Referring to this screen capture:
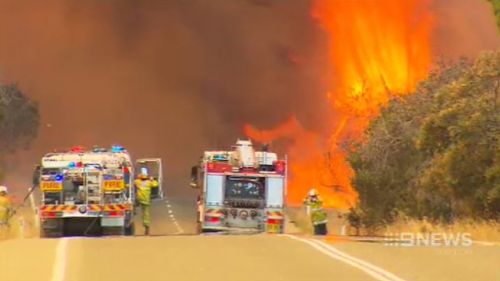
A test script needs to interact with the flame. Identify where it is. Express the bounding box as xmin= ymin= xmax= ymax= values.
xmin=245 ymin=0 xmax=433 ymax=209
